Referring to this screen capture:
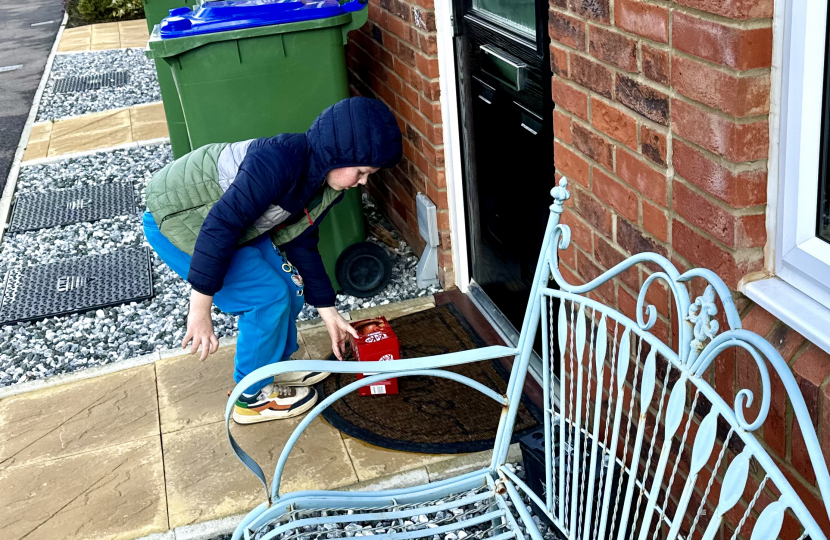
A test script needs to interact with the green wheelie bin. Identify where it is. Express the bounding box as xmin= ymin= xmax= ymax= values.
xmin=141 ymin=0 xmax=192 ymax=158
xmin=147 ymin=0 xmax=381 ymax=294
